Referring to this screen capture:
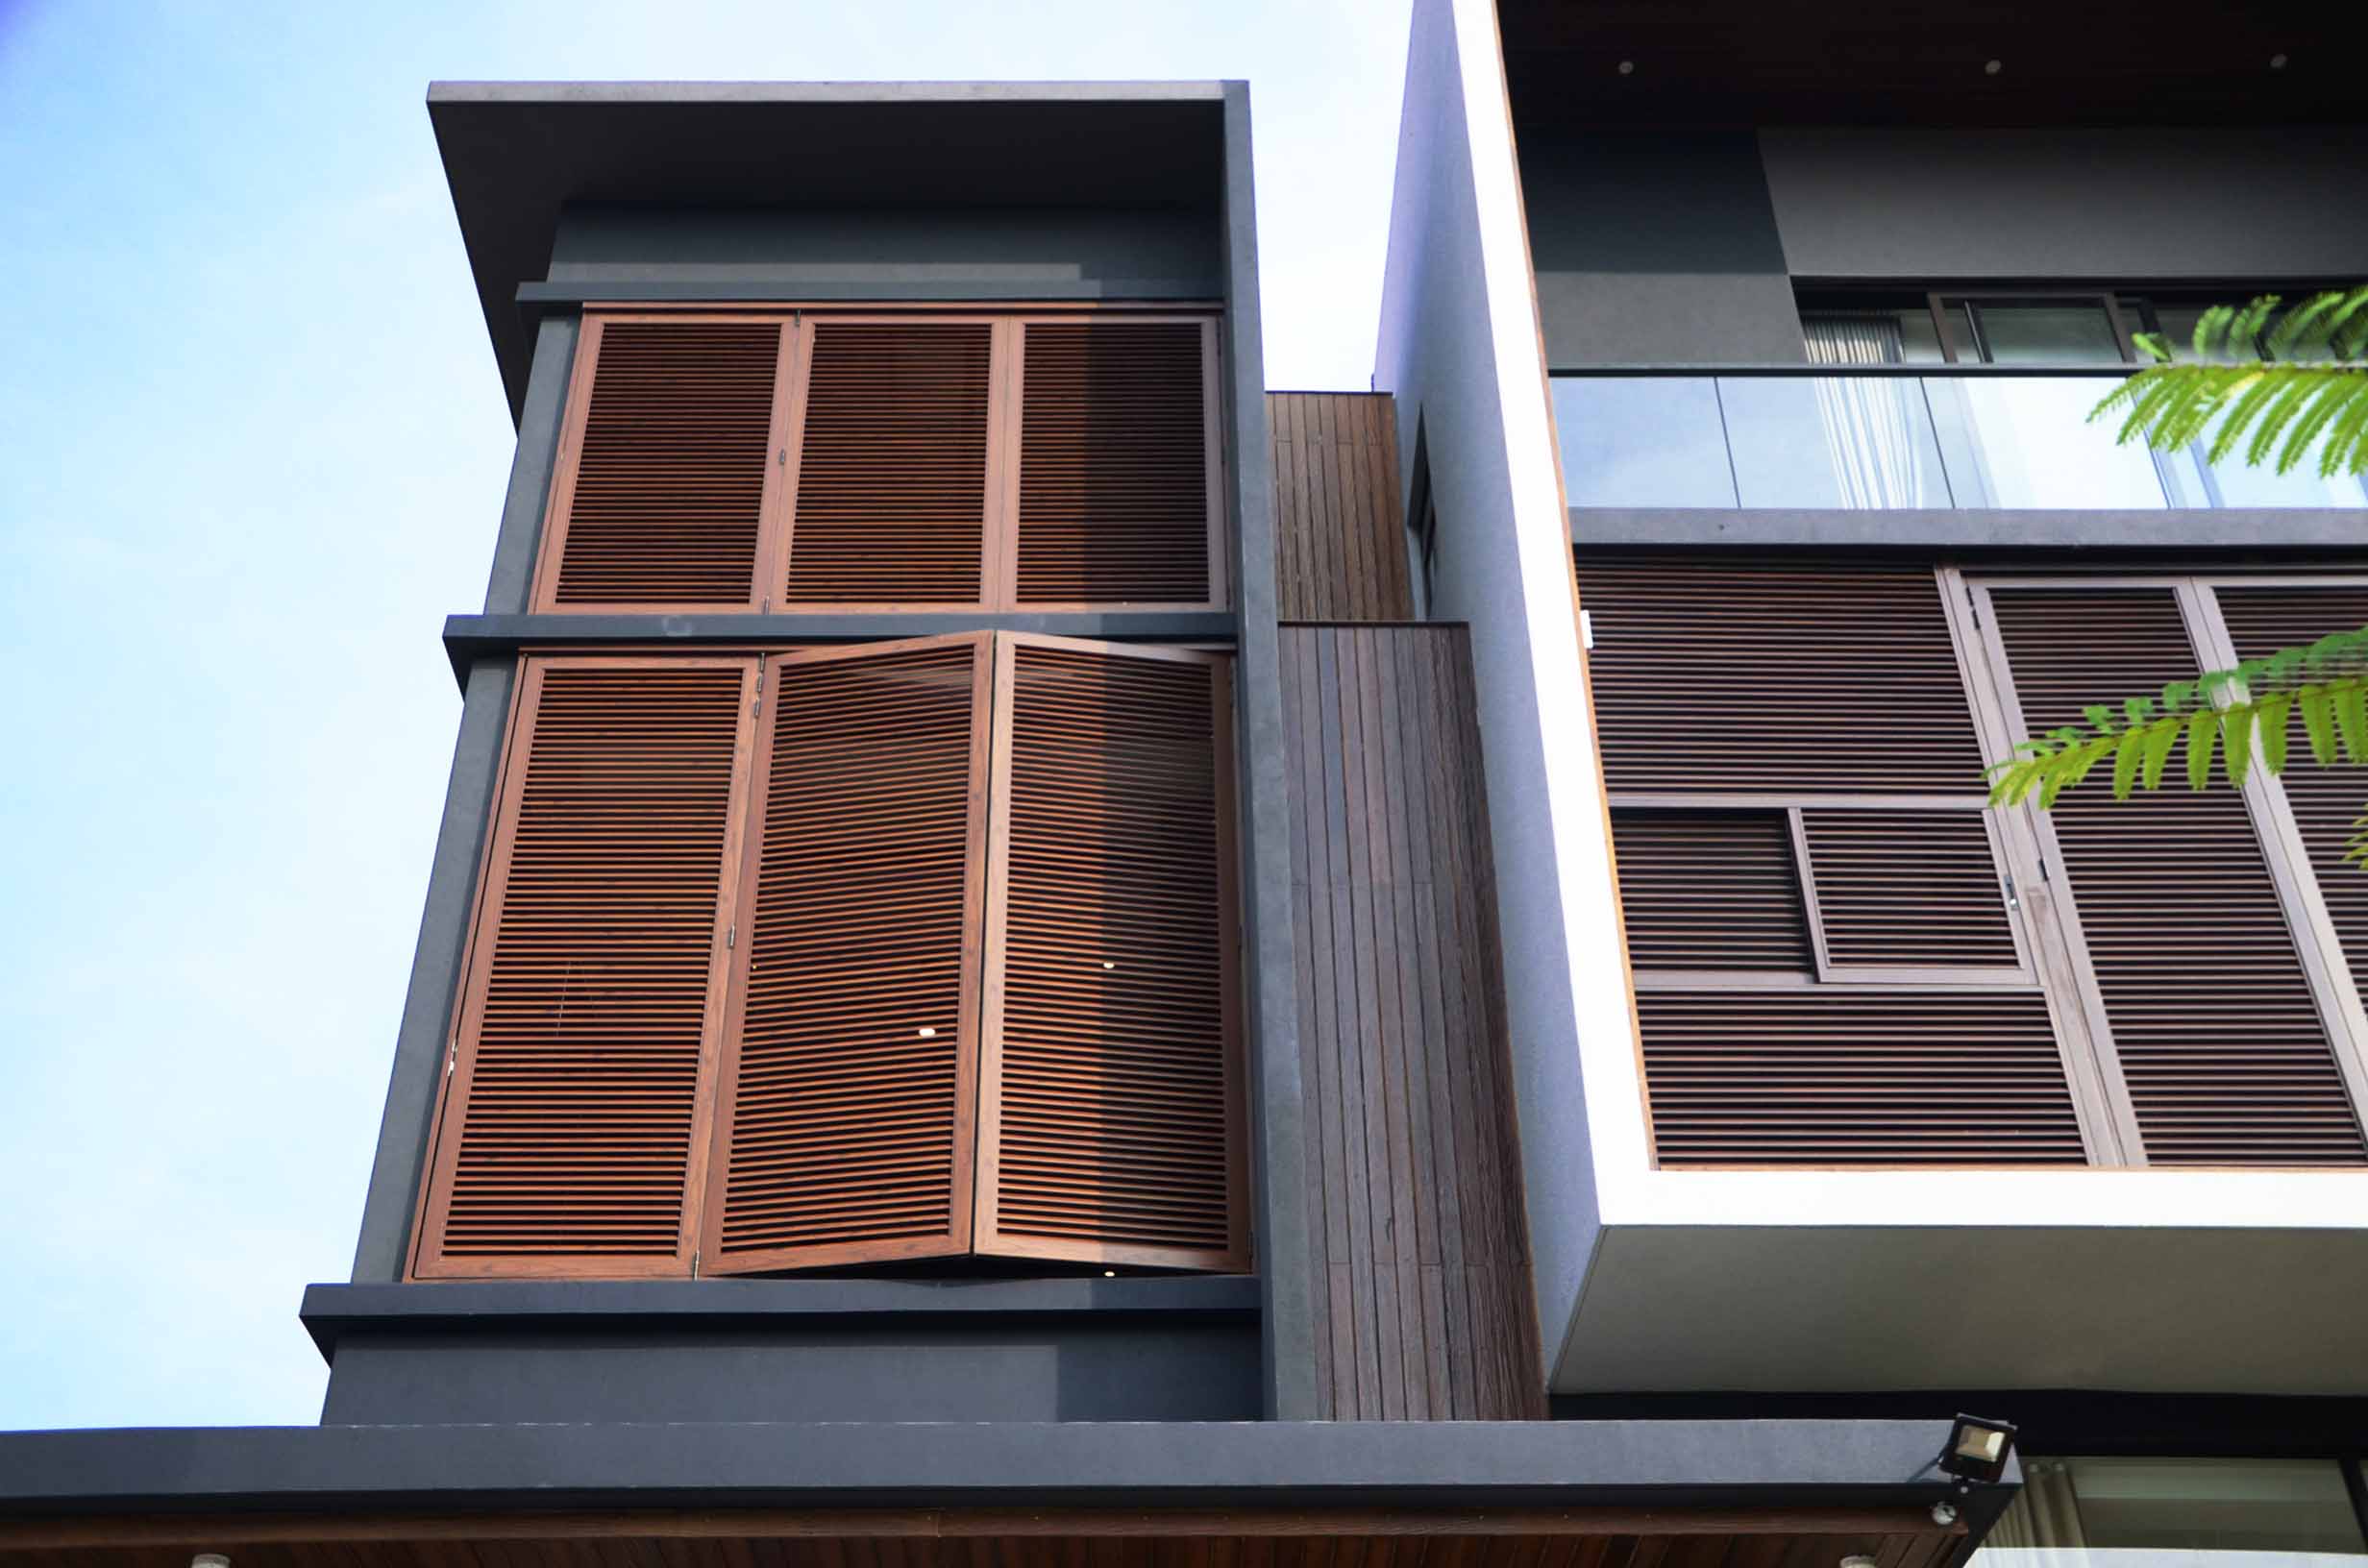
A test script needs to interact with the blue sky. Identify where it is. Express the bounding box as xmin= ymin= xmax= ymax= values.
xmin=0 ymin=0 xmax=1409 ymax=1430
